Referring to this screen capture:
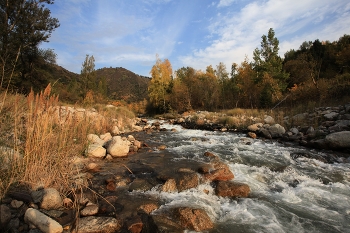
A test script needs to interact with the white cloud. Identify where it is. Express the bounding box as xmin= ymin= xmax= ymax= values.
xmin=217 ymin=0 xmax=236 ymax=7
xmin=180 ymin=0 xmax=350 ymax=72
